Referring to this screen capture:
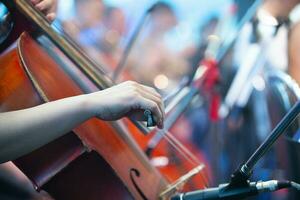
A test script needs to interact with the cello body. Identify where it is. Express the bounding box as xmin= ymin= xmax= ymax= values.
xmin=0 ymin=0 xmax=211 ymax=199
xmin=0 ymin=32 xmax=168 ymax=200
